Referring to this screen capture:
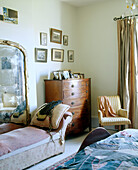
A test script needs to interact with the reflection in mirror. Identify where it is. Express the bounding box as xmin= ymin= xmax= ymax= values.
xmin=0 ymin=40 xmax=29 ymax=124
